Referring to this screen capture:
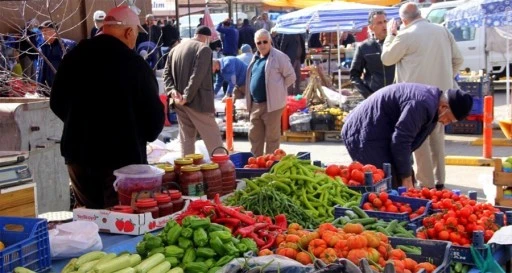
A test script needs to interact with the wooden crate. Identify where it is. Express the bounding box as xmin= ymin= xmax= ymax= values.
xmin=493 ymin=159 xmax=512 ymax=206
xmin=0 ymin=183 xmax=36 ymax=217
xmin=281 ymin=131 xmax=324 ymax=143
